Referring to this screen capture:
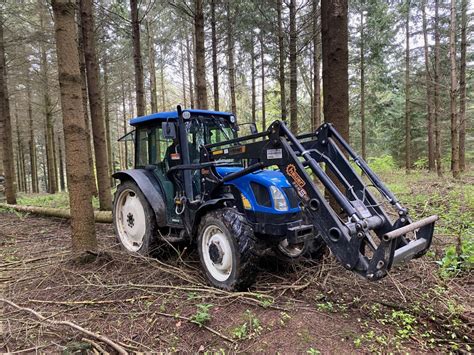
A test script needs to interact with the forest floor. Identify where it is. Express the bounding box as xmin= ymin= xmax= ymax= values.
xmin=1 ymin=169 xmax=473 ymax=353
